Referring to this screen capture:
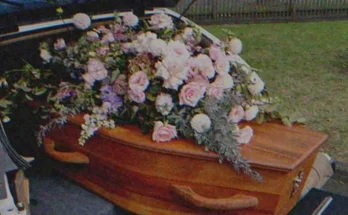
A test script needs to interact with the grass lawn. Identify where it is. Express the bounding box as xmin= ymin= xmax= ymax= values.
xmin=203 ymin=21 xmax=348 ymax=163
